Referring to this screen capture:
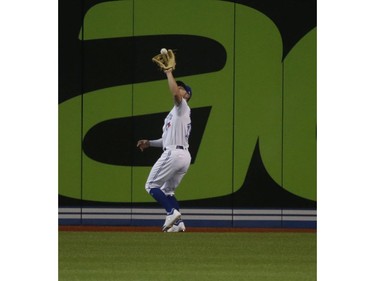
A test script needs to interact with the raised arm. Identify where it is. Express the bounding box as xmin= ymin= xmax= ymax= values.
xmin=164 ymin=69 xmax=183 ymax=105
